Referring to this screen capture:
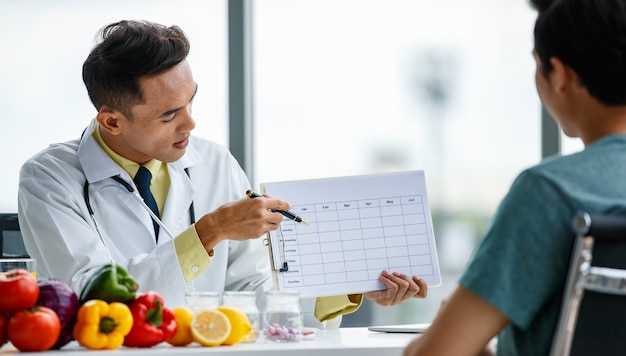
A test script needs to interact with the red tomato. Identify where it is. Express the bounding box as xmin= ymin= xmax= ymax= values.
xmin=0 ymin=269 xmax=39 ymax=313
xmin=0 ymin=313 xmax=7 ymax=345
xmin=8 ymin=306 xmax=60 ymax=352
